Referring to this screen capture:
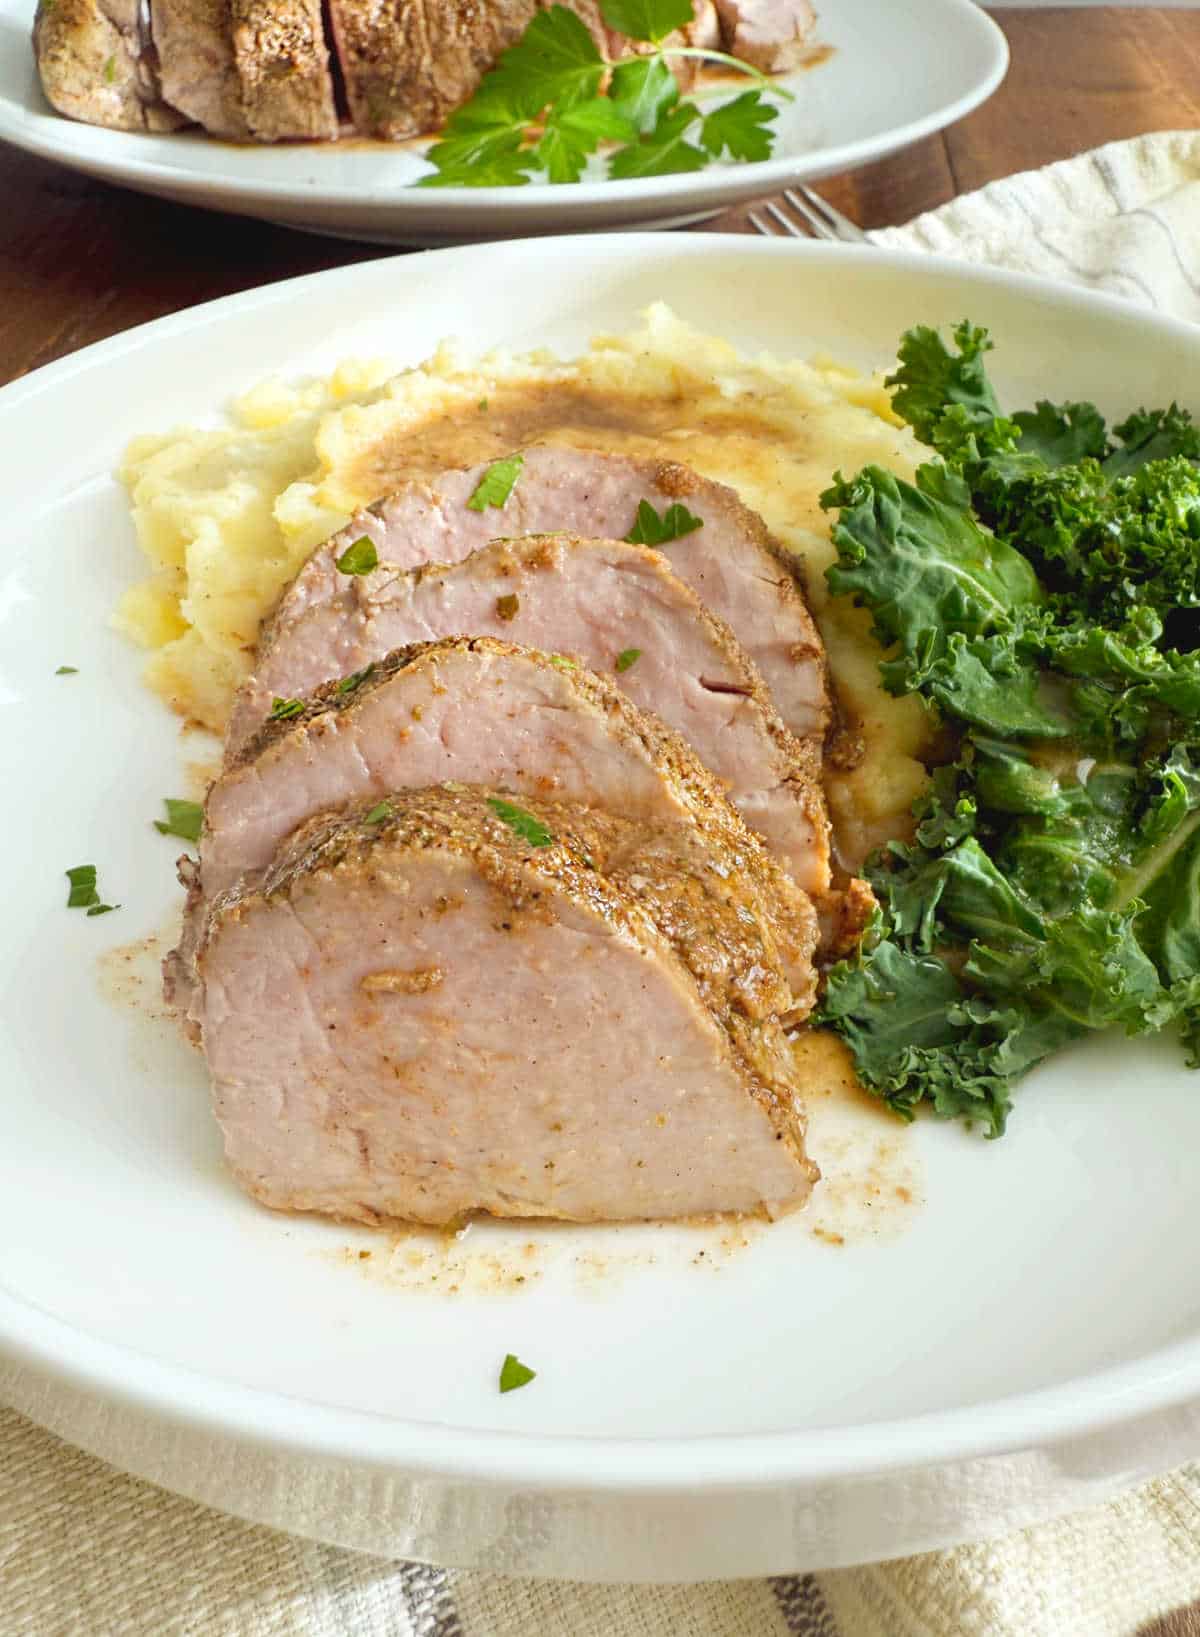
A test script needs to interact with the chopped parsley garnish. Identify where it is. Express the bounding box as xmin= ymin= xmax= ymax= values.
xmin=615 ymin=647 xmax=642 ymax=673
xmin=418 ymin=1 xmax=786 ymax=188
xmin=547 ymin=654 xmax=576 ymax=669
xmin=363 ymin=801 xmax=393 ymax=825
xmin=154 ymin=798 xmax=203 ymax=844
xmin=625 ymin=498 xmax=704 ymax=545
xmin=478 ymin=398 xmax=489 ymax=412
xmin=103 ymin=53 xmax=115 ymax=83
xmin=487 ymin=797 xmax=554 ymax=848
xmin=467 ymin=454 xmax=524 ymax=512
xmin=269 ymin=697 xmax=306 ymax=721
xmin=496 ymin=593 xmax=520 ymax=621
xmin=335 ymin=536 xmax=379 ymax=576
xmin=65 ymin=865 xmax=119 ymax=917
xmin=499 ymin=1353 xmax=536 ymax=1393
xmin=55 ymin=665 xmax=78 ymax=675
xmin=335 ymin=664 xmax=376 ymax=695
